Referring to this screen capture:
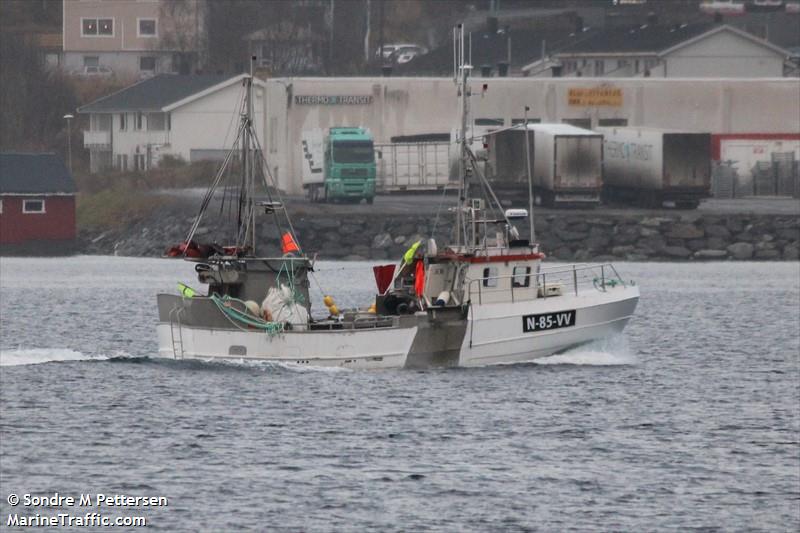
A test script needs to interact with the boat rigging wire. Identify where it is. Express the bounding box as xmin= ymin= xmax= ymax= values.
xmin=184 ymin=121 xmax=247 ymax=249
xmin=430 ymin=183 xmax=455 ymax=241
